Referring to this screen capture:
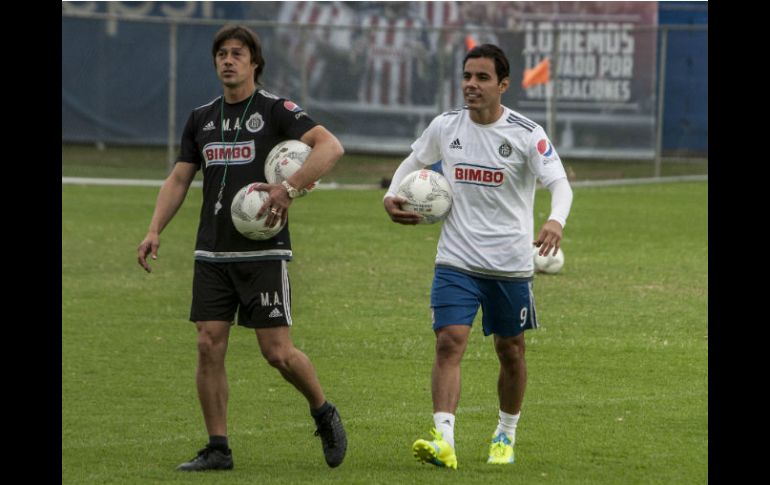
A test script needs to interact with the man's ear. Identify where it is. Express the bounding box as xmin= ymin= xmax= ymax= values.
xmin=499 ymin=77 xmax=510 ymax=94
